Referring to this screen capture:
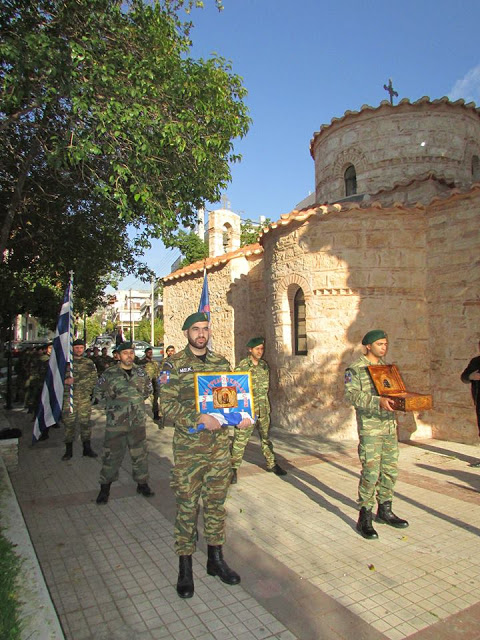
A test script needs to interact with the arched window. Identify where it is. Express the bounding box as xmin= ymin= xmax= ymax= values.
xmin=294 ymin=288 xmax=307 ymax=355
xmin=222 ymin=223 xmax=232 ymax=252
xmin=344 ymin=164 xmax=357 ymax=196
xmin=472 ymin=155 xmax=480 ymax=181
